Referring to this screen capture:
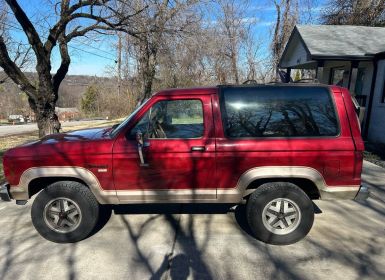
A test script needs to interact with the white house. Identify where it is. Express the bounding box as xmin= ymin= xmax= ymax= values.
xmin=279 ymin=25 xmax=385 ymax=144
